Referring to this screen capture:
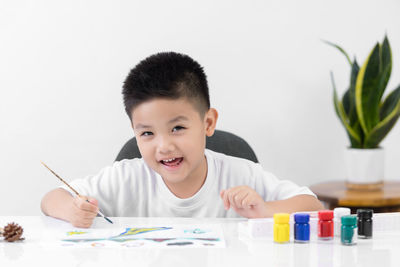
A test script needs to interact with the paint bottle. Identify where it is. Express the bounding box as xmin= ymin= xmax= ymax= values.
xmin=341 ymin=215 xmax=357 ymax=245
xmin=334 ymin=207 xmax=351 ymax=237
xmin=294 ymin=213 xmax=310 ymax=243
xmin=318 ymin=210 xmax=334 ymax=240
xmin=357 ymin=209 xmax=373 ymax=239
xmin=273 ymin=213 xmax=290 ymax=244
